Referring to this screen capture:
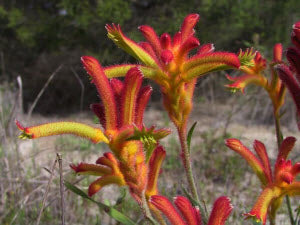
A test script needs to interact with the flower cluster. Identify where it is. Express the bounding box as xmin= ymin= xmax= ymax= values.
xmin=104 ymin=14 xmax=240 ymax=129
xmin=16 ymin=13 xmax=300 ymax=225
xmin=226 ymin=137 xmax=300 ymax=224
xmin=226 ymin=44 xmax=286 ymax=114
xmin=17 ymin=57 xmax=171 ymax=203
